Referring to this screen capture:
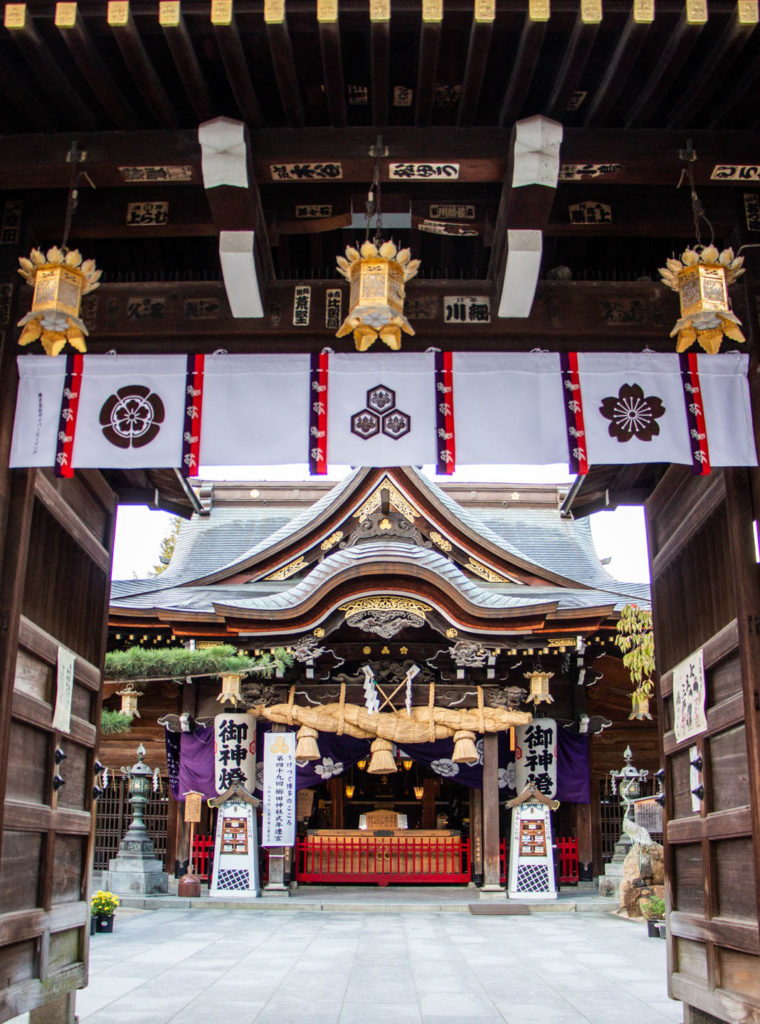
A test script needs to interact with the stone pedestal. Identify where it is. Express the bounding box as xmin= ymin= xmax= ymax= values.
xmin=103 ymin=834 xmax=168 ymax=895
xmin=598 ymin=835 xmax=631 ymax=898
